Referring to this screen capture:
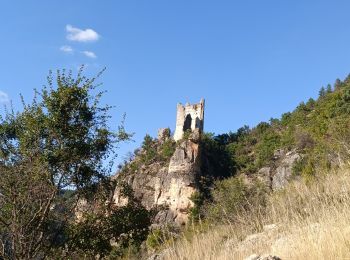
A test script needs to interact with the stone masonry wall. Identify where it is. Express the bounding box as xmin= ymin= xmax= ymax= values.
xmin=173 ymin=99 xmax=205 ymax=141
